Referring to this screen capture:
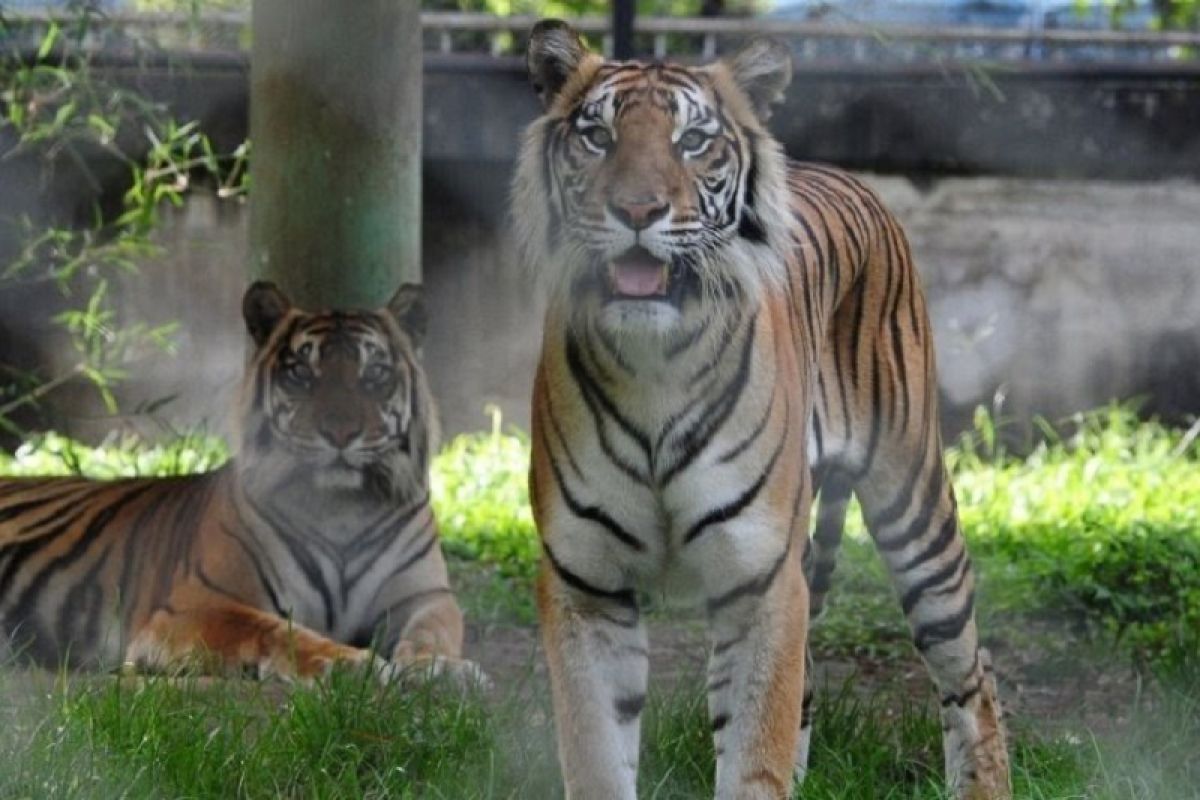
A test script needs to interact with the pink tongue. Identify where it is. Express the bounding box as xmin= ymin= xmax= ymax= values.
xmin=613 ymin=261 xmax=665 ymax=297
